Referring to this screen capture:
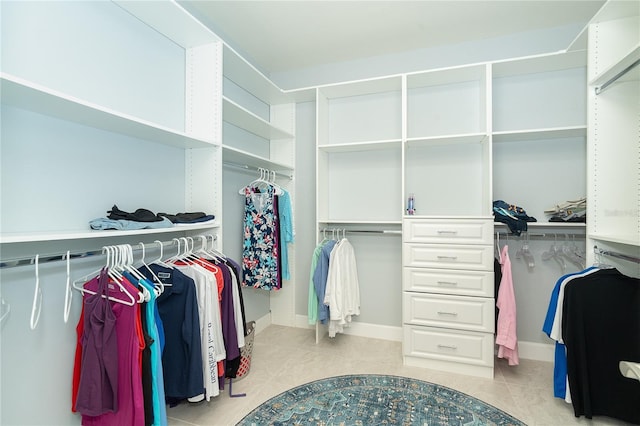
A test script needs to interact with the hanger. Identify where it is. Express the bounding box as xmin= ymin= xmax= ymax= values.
xmin=72 ymin=246 xmax=137 ymax=306
xmin=269 ymin=170 xmax=284 ymax=195
xmin=30 ymin=255 xmax=42 ymax=330
xmin=136 ymin=242 xmax=163 ymax=295
xmin=151 ymin=240 xmax=173 ymax=269
xmin=515 ymin=232 xmax=535 ymax=269
xmin=120 ymin=245 xmax=150 ymax=302
xmin=63 ymin=251 xmax=73 ymax=323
